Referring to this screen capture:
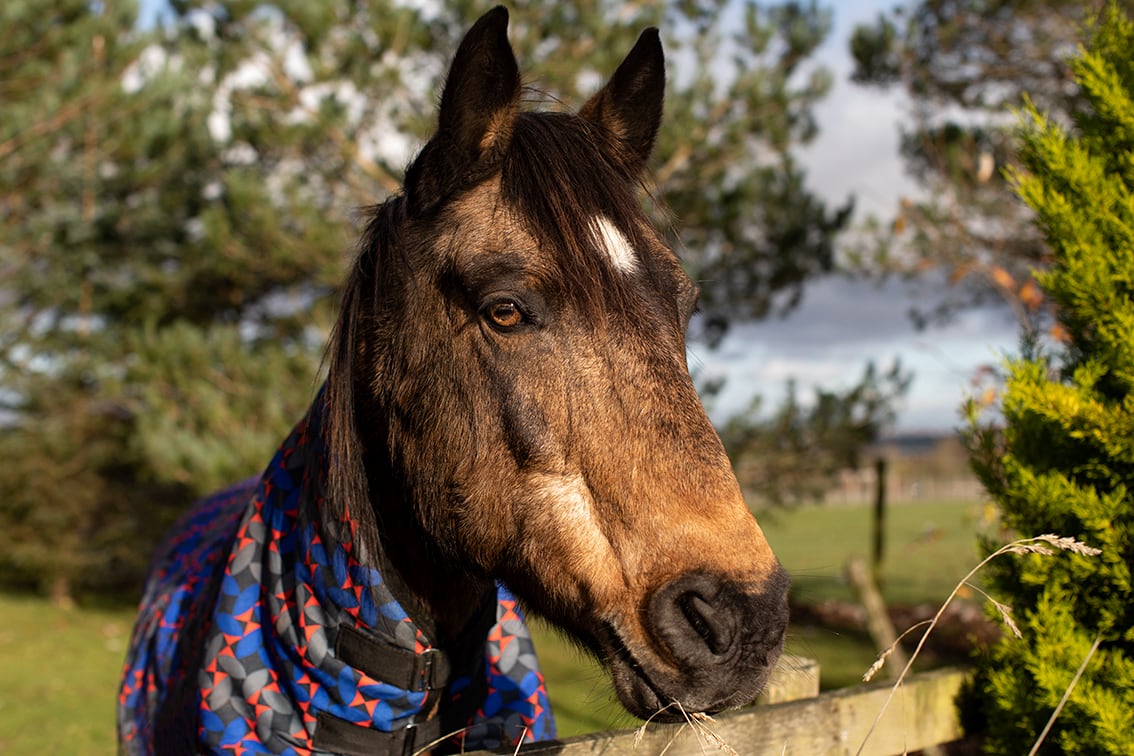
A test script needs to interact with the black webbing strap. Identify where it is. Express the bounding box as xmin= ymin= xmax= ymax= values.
xmin=316 ymin=594 xmax=498 ymax=755
xmin=336 ymin=623 xmax=451 ymax=693
xmin=314 ymin=711 xmax=443 ymax=756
